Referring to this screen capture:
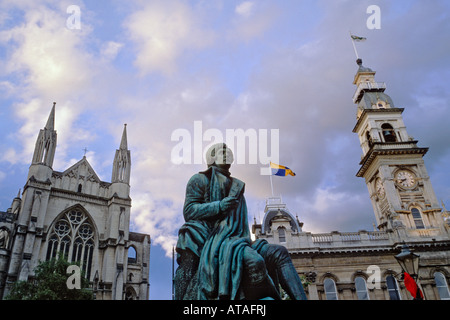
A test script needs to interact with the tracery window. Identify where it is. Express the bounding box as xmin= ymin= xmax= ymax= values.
xmin=46 ymin=208 xmax=95 ymax=279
